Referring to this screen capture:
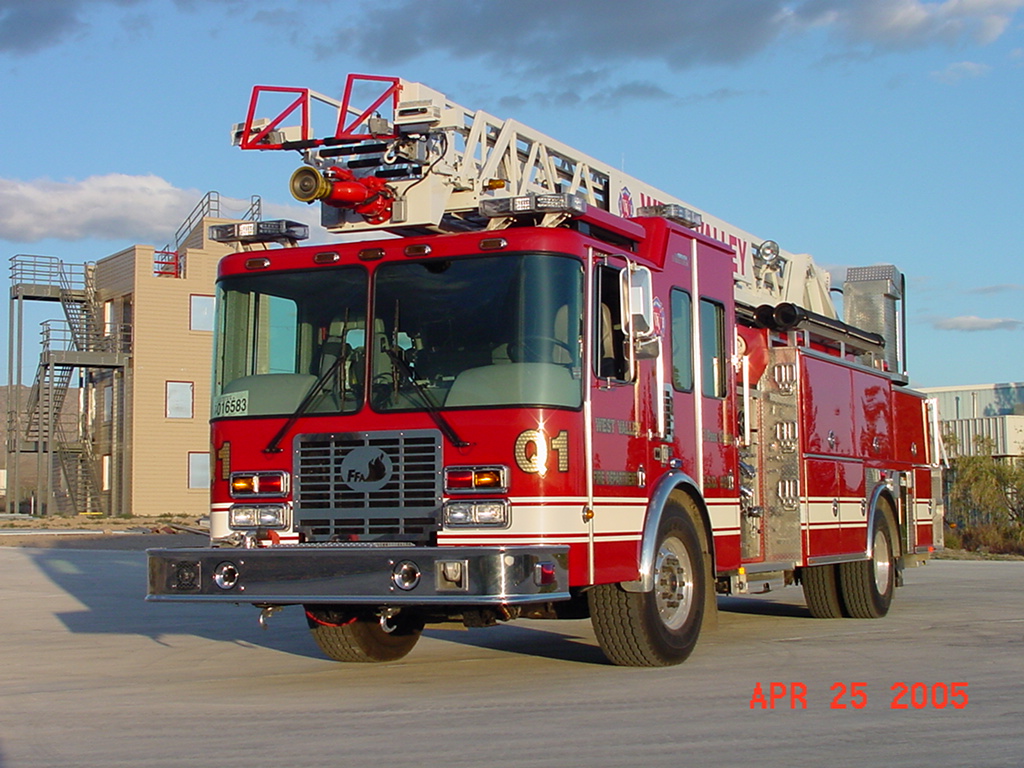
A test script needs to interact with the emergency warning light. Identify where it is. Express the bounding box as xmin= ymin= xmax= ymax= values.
xmin=637 ymin=203 xmax=703 ymax=229
xmin=478 ymin=192 xmax=587 ymax=219
xmin=209 ymin=220 xmax=309 ymax=244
